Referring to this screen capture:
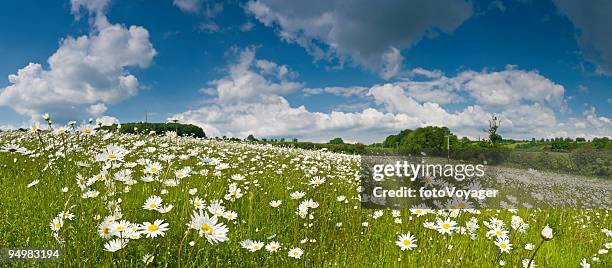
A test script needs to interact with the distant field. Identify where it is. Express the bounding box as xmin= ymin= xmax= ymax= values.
xmin=0 ymin=130 xmax=610 ymax=267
